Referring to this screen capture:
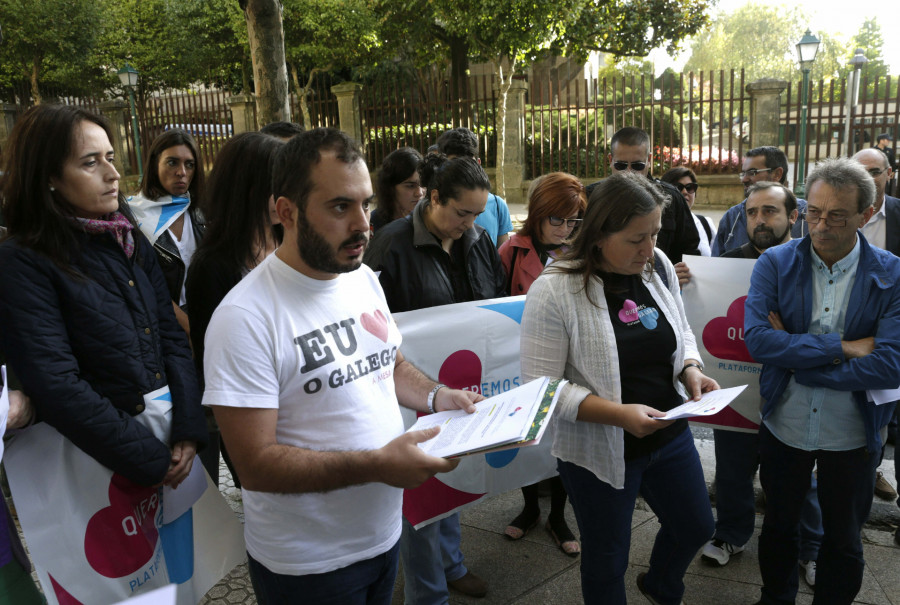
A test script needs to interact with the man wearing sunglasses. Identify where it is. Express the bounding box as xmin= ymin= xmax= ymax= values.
xmin=587 ymin=126 xmax=700 ymax=263
xmin=745 ymin=158 xmax=900 ymax=605
xmin=712 ymin=146 xmax=808 ymax=257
